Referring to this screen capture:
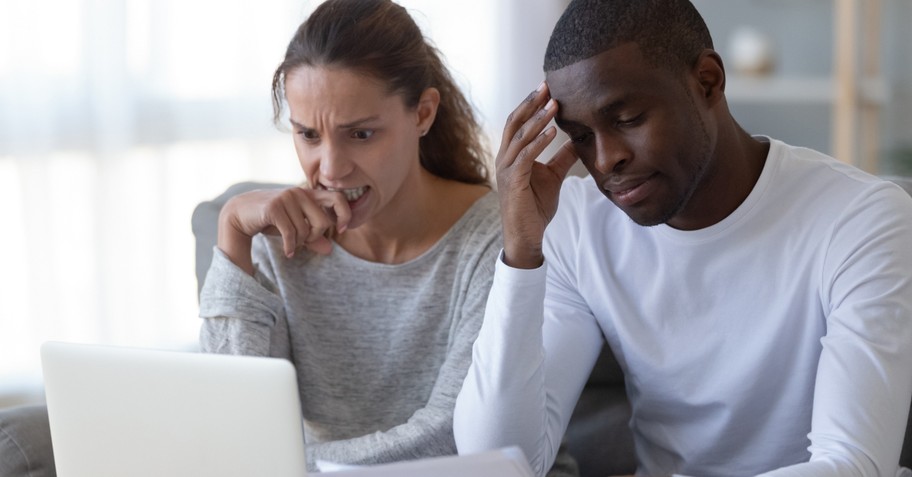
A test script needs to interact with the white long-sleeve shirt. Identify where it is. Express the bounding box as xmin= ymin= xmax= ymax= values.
xmin=454 ymin=139 xmax=912 ymax=477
